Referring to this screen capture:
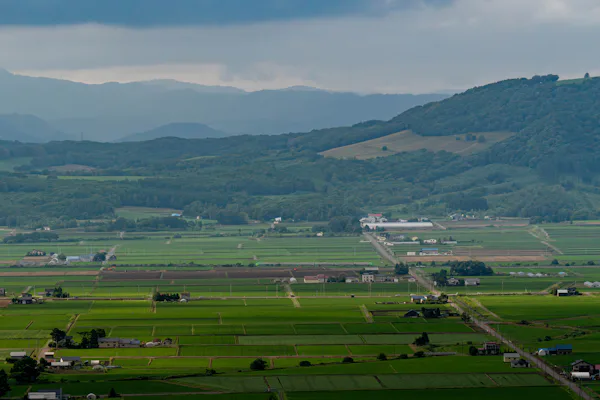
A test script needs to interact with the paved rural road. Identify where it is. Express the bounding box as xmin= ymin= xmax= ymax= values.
xmin=363 ymin=233 xmax=397 ymax=264
xmin=410 ymin=269 xmax=592 ymax=400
